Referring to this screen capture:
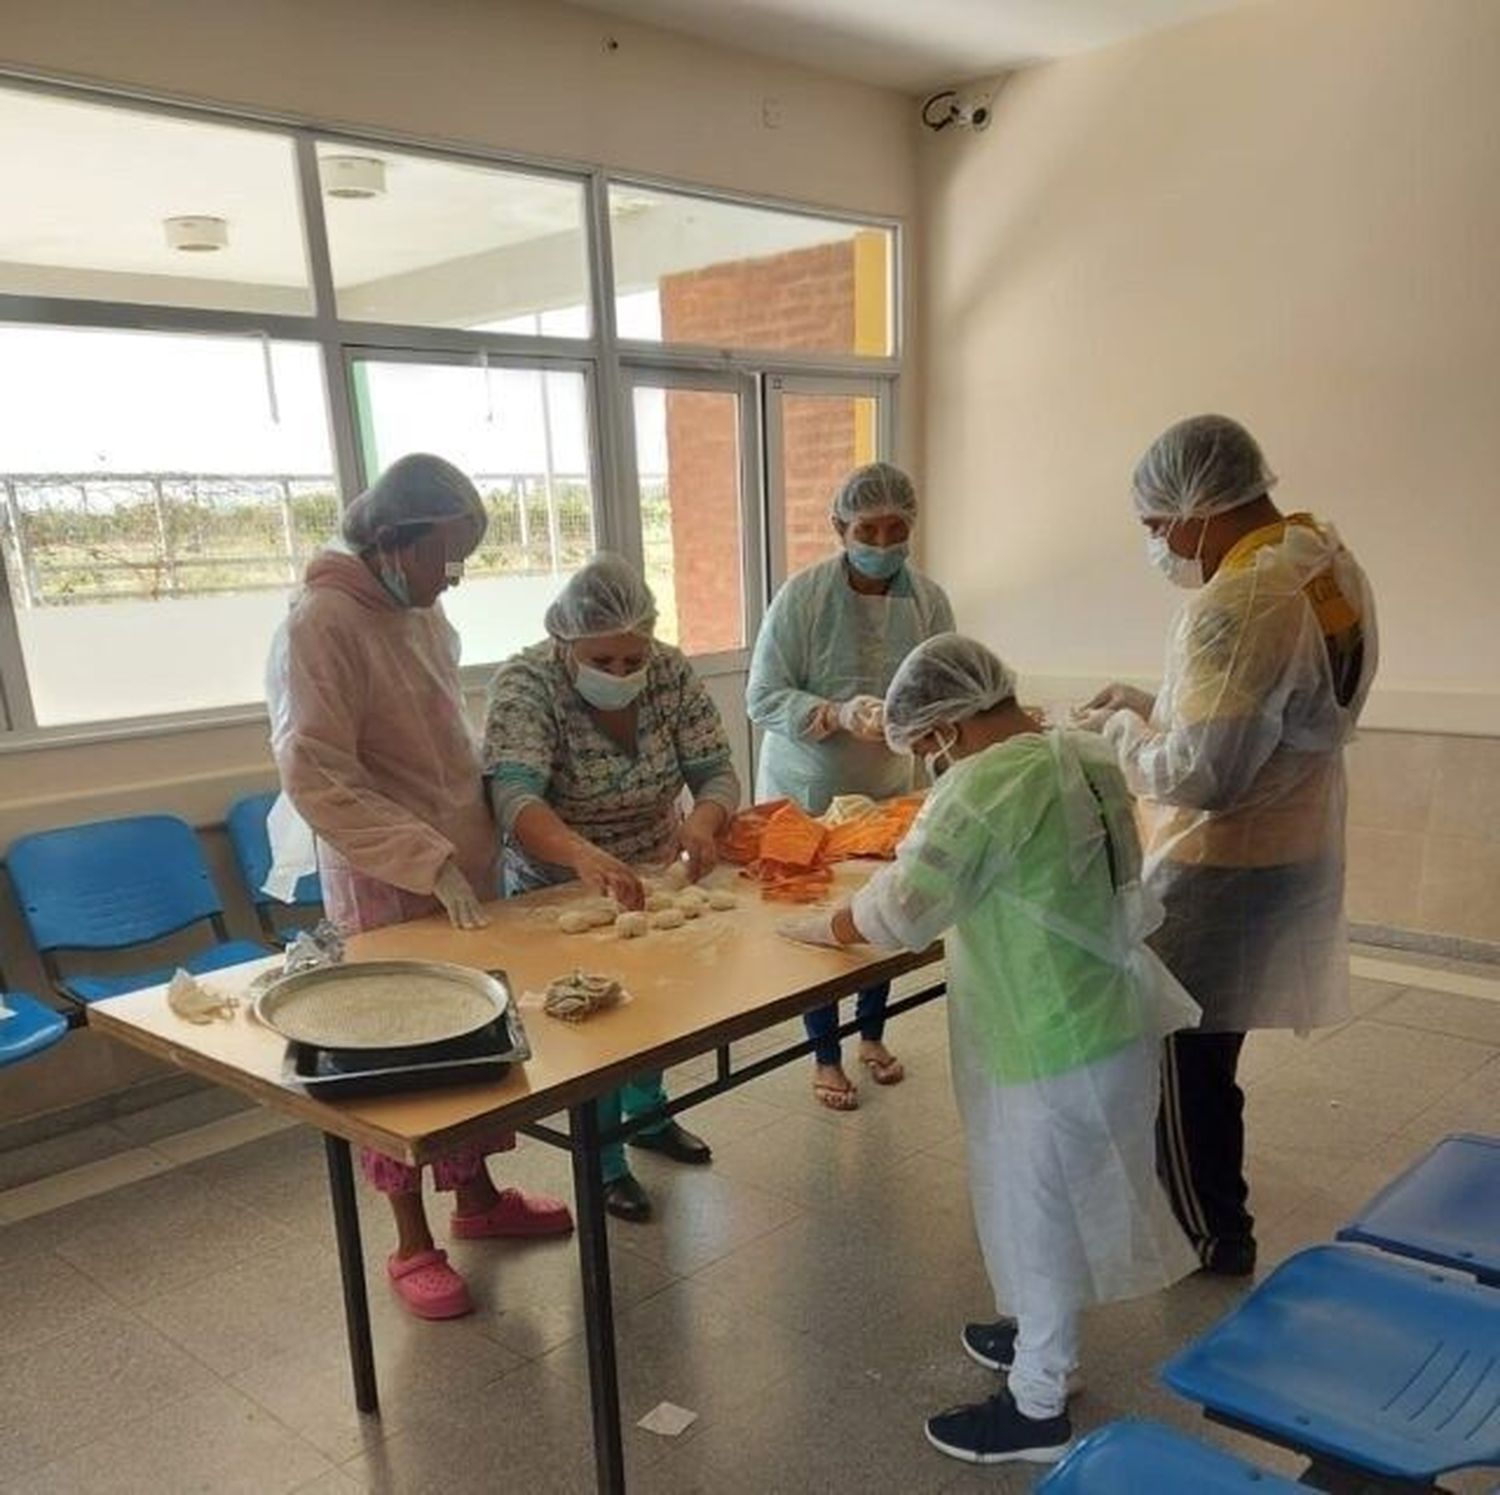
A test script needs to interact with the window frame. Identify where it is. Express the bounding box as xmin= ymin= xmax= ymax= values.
xmin=0 ymin=70 xmax=902 ymax=747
